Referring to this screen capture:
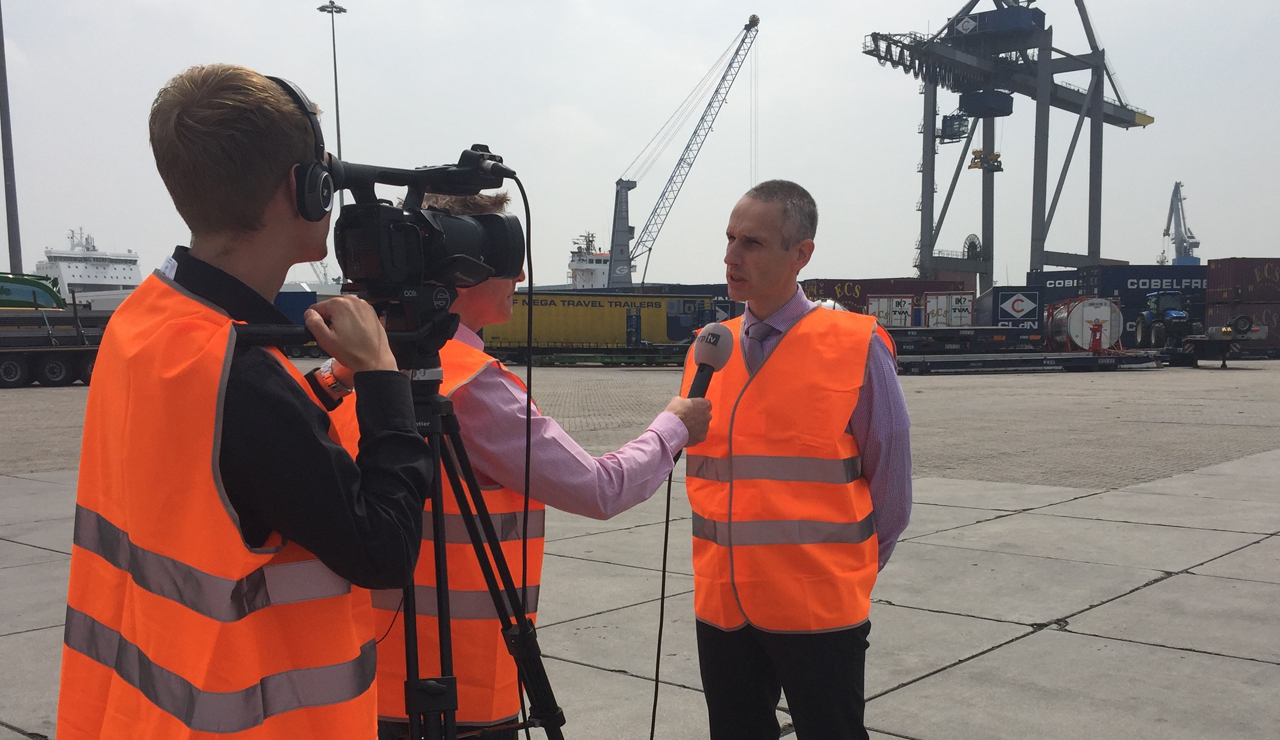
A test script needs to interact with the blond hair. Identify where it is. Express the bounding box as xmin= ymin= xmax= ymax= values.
xmin=149 ymin=64 xmax=316 ymax=235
